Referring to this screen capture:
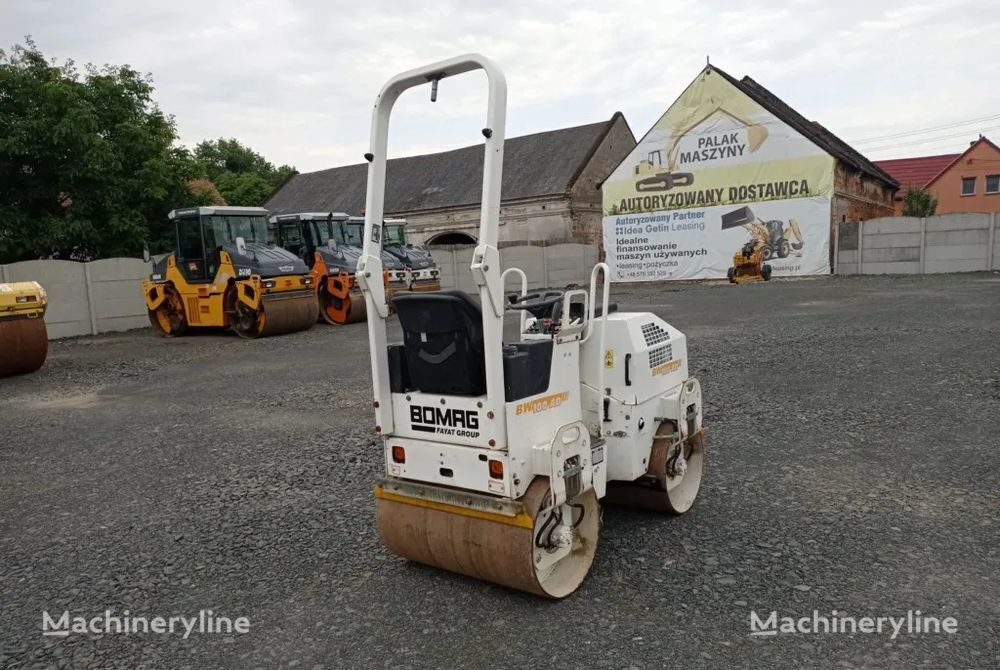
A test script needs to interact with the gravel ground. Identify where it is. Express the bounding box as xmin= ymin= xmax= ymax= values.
xmin=2 ymin=273 xmax=998 ymax=669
